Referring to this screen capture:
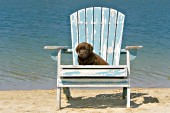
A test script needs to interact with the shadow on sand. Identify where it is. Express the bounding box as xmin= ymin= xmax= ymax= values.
xmin=65 ymin=92 xmax=159 ymax=109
